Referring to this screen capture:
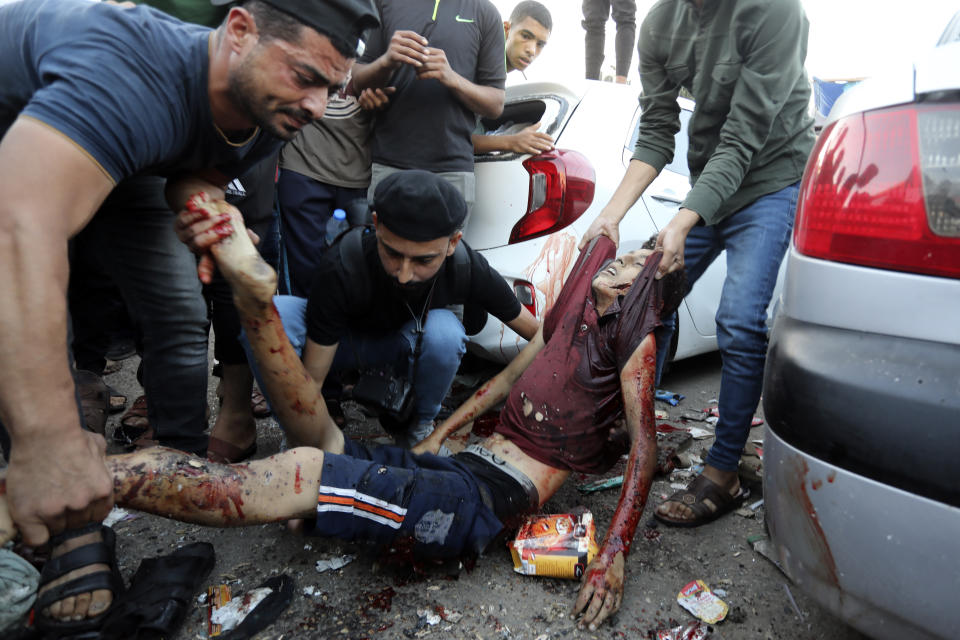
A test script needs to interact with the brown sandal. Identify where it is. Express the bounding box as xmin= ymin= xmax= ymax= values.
xmin=654 ymin=473 xmax=749 ymax=528
xmin=114 ymin=395 xmax=150 ymax=445
xmin=206 ymin=436 xmax=257 ymax=464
